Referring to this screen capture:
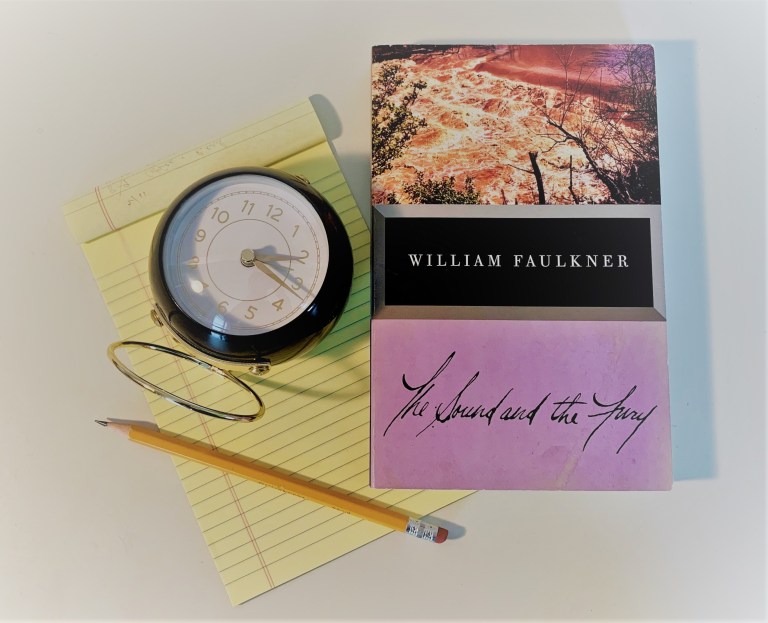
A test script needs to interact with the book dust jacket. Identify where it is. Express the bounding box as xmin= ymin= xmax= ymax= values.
xmin=370 ymin=44 xmax=671 ymax=490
